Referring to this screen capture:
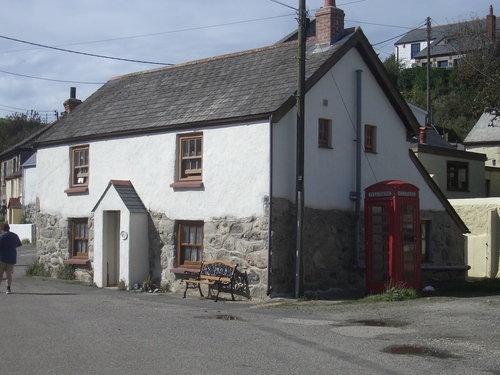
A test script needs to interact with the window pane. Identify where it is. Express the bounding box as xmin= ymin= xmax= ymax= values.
xmin=196 ymin=228 xmax=202 ymax=244
xmin=196 ymin=138 xmax=202 ymax=156
xmin=189 ymin=226 xmax=195 ymax=244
